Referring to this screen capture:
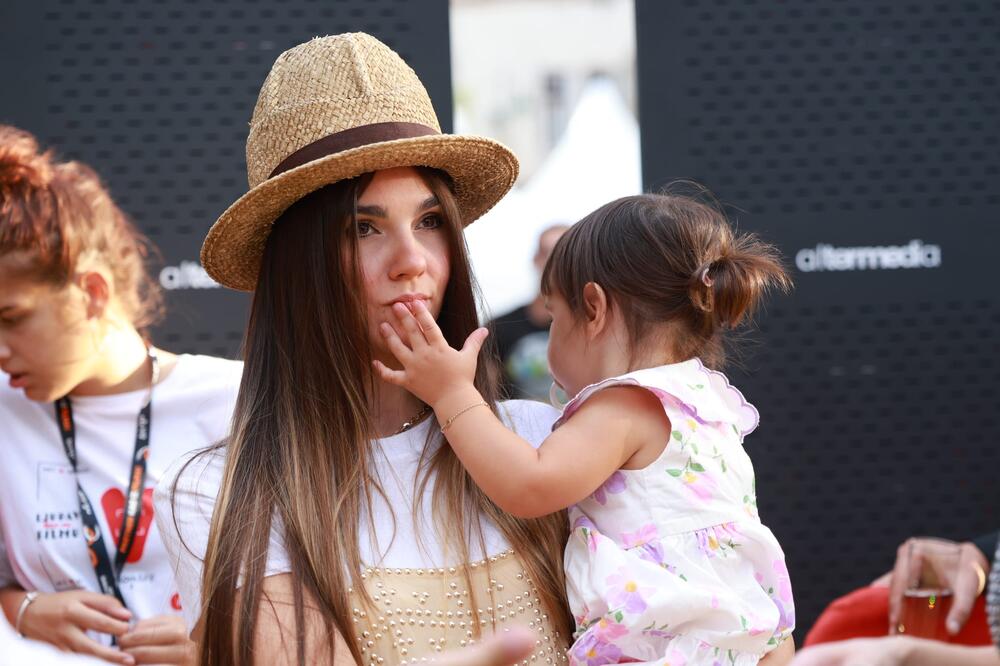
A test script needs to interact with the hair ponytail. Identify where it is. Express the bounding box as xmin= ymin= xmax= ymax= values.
xmin=698 ymin=233 xmax=791 ymax=330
